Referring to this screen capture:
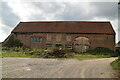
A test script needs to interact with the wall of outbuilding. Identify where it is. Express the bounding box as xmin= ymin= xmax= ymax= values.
xmin=13 ymin=32 xmax=115 ymax=51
